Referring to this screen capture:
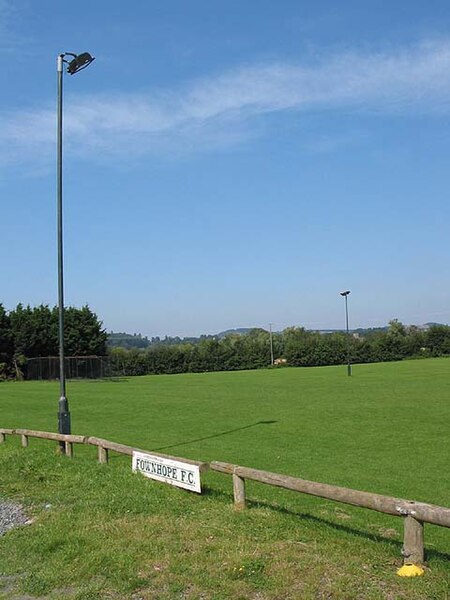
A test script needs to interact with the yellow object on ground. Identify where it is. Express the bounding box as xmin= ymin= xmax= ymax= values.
xmin=397 ymin=563 xmax=425 ymax=577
